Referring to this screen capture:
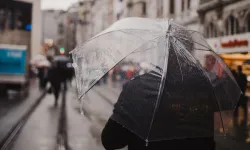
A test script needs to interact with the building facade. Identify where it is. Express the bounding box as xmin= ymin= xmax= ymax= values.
xmin=42 ymin=9 xmax=69 ymax=55
xmin=74 ymin=0 xmax=114 ymax=45
xmin=74 ymin=0 xmax=201 ymax=44
xmin=113 ymin=0 xmax=200 ymax=31
xmin=65 ymin=4 xmax=78 ymax=53
xmin=0 ymin=0 xmax=42 ymax=59
xmin=198 ymin=0 xmax=250 ymax=39
xmin=198 ymin=0 xmax=250 ymax=71
xmin=198 ymin=0 xmax=250 ymax=52
xmin=42 ymin=10 xmax=66 ymax=44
